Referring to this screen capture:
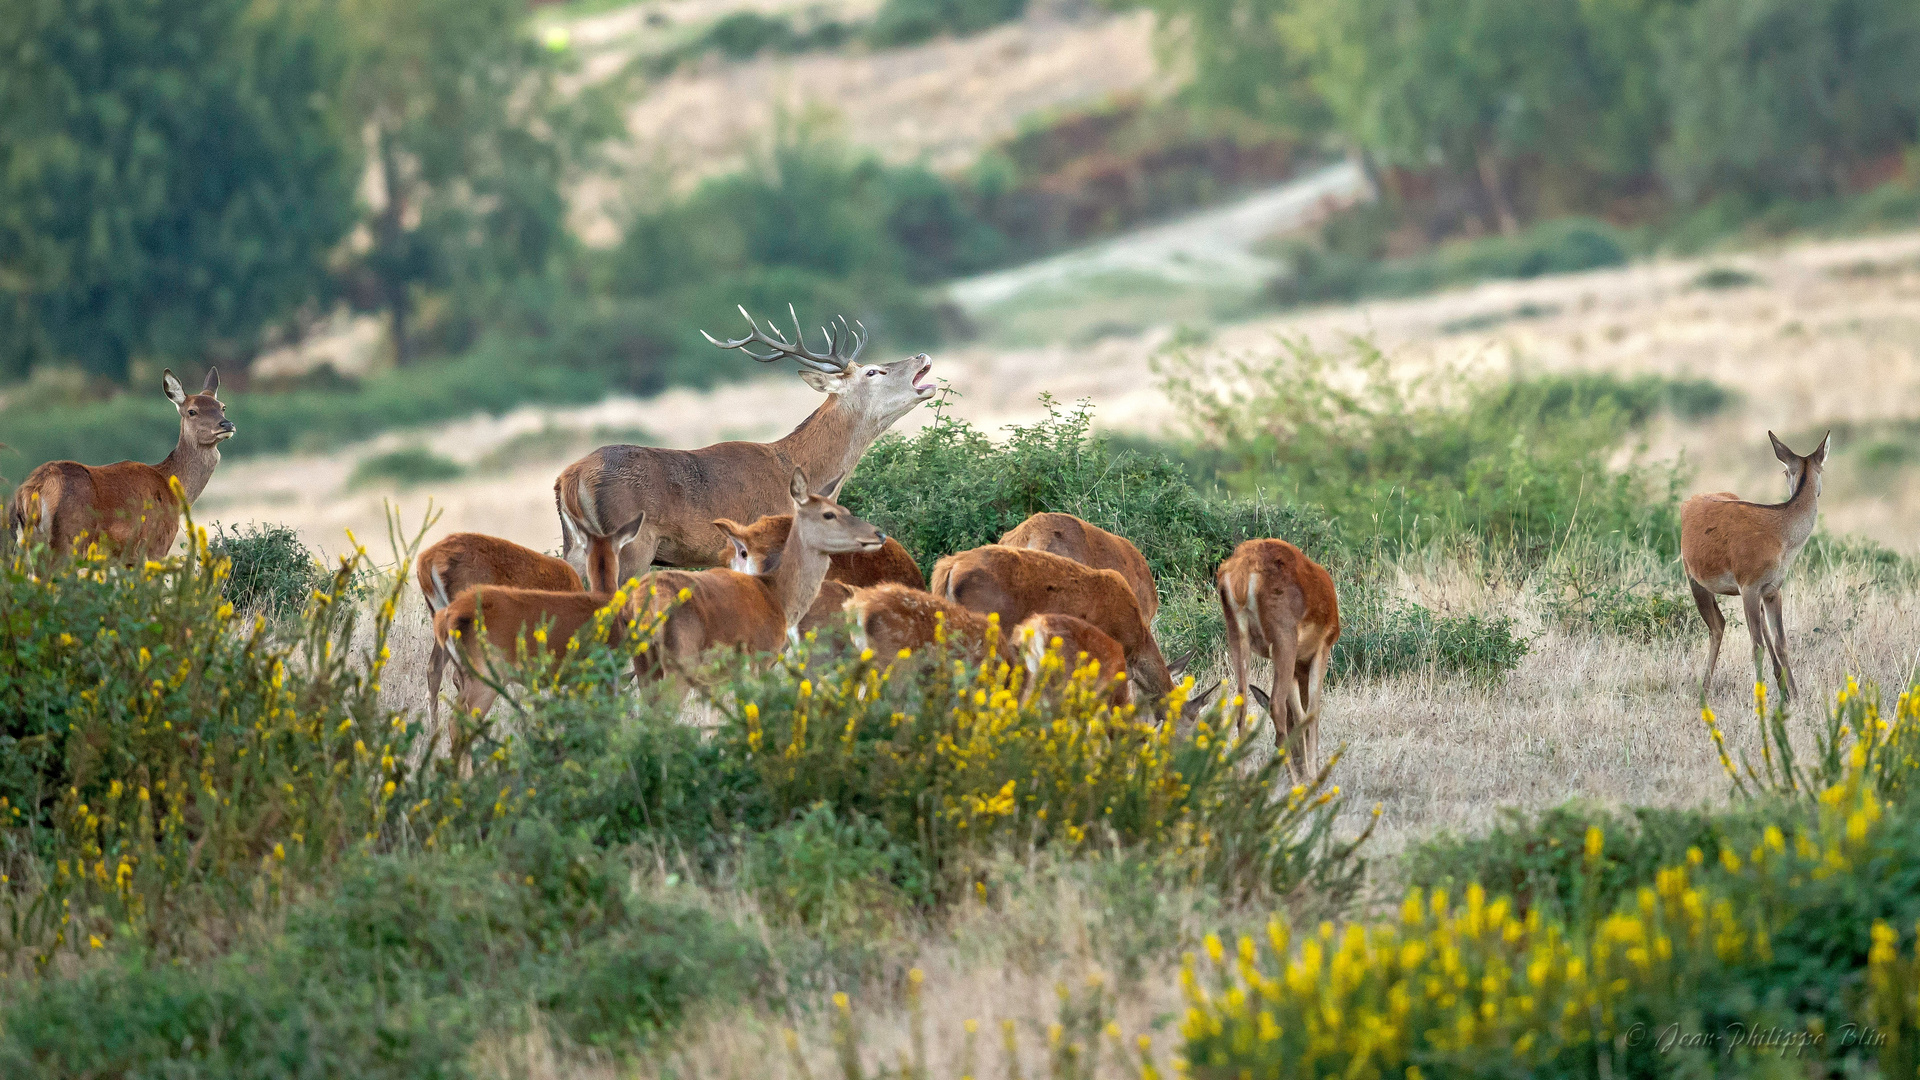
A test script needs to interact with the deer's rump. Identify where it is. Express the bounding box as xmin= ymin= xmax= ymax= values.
xmin=9 ymin=459 xmax=178 ymax=558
